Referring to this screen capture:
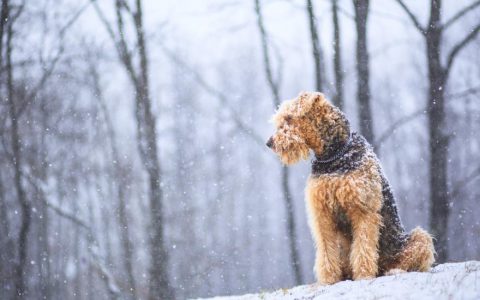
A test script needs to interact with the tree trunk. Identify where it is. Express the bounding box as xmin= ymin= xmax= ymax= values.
xmin=426 ymin=0 xmax=449 ymax=263
xmin=109 ymin=138 xmax=137 ymax=300
xmin=254 ymin=0 xmax=303 ymax=285
xmin=73 ymin=187 xmax=82 ymax=299
xmin=38 ymin=100 xmax=51 ymax=300
xmin=281 ymin=167 xmax=302 ymax=283
xmin=0 ymin=0 xmax=9 ymax=74
xmin=353 ymin=0 xmax=374 ymax=143
xmin=331 ymin=0 xmax=344 ymax=110
xmin=100 ymin=0 xmax=173 ymax=297
xmin=0 ymin=179 xmax=15 ymax=299
xmin=143 ymin=111 xmax=173 ymax=300
xmin=6 ymin=8 xmax=31 ymax=297
xmin=132 ymin=1 xmax=173 ymax=298
xmin=0 ymin=2 xmax=14 ymax=295
xmin=306 ymin=0 xmax=323 ymax=92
